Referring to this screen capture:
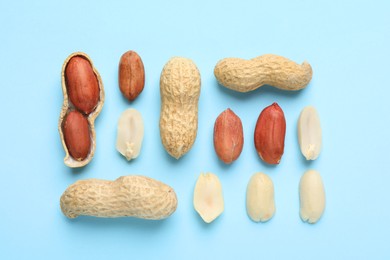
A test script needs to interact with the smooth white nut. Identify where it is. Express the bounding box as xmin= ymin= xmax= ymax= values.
xmin=299 ymin=170 xmax=326 ymax=224
xmin=193 ymin=173 xmax=224 ymax=223
xmin=116 ymin=108 xmax=144 ymax=161
xmin=246 ymin=172 xmax=275 ymax=222
xmin=298 ymin=106 xmax=322 ymax=160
